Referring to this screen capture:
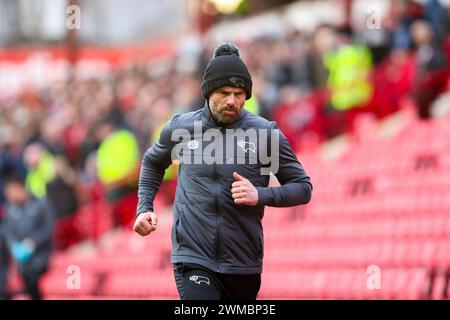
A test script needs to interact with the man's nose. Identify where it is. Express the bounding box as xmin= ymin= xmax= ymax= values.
xmin=225 ymin=94 xmax=237 ymax=107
